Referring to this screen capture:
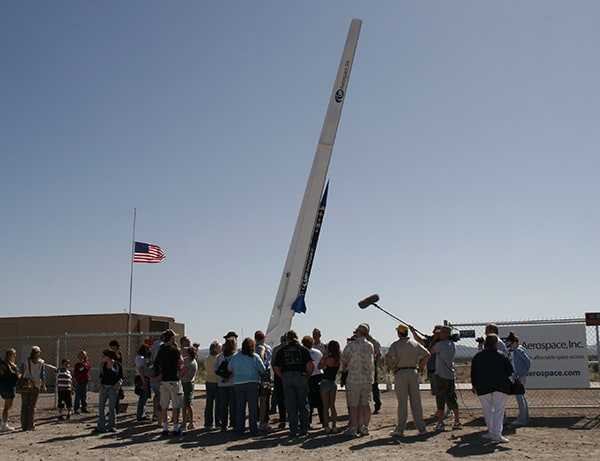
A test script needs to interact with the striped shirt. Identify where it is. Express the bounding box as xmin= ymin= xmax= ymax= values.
xmin=57 ymin=368 xmax=73 ymax=391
